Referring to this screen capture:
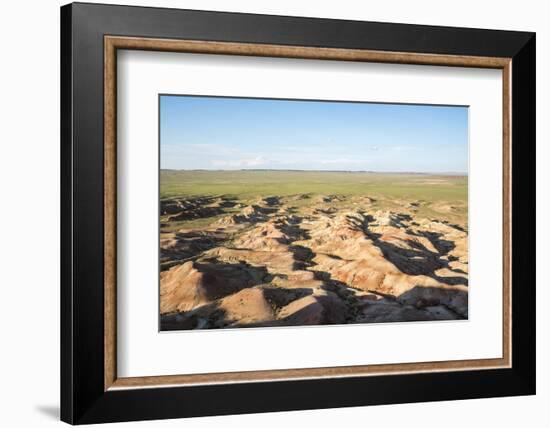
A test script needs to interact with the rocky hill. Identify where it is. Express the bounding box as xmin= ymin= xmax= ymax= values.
xmin=160 ymin=192 xmax=468 ymax=330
